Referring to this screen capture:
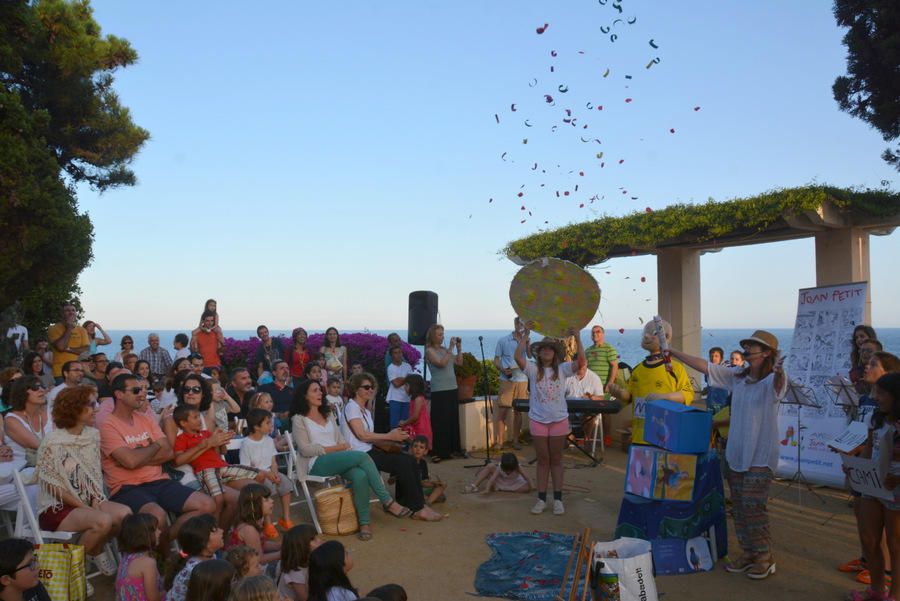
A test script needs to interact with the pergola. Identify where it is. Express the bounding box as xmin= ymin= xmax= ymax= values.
xmin=505 ymin=186 xmax=900 ymax=357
